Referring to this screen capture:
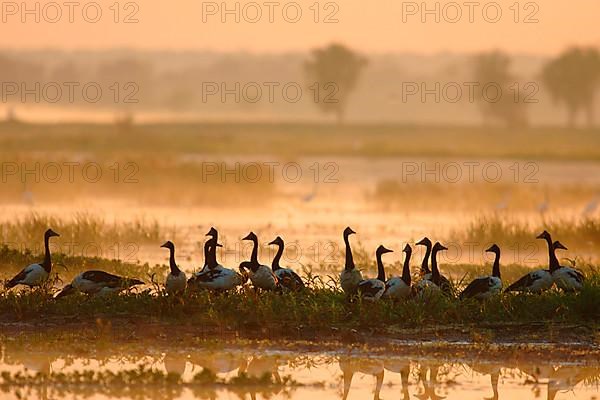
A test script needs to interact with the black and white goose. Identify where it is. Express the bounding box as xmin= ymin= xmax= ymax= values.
xmin=459 ymin=244 xmax=502 ymax=300
xmin=160 ymin=241 xmax=187 ymax=295
xmin=537 ymin=230 xmax=585 ymax=292
xmin=239 ymin=232 xmax=279 ymax=291
xmin=6 ymin=228 xmax=60 ymax=289
xmin=339 ymin=227 xmax=363 ymax=295
xmin=415 ymin=237 xmax=452 ymax=291
xmin=383 ymin=244 xmax=412 ymax=300
xmin=55 ymin=270 xmax=144 ymax=298
xmin=357 ymin=245 xmax=393 ymax=301
xmin=188 ymin=238 xmax=245 ymax=291
xmin=268 ymin=236 xmax=305 ymax=291
xmin=415 ymin=242 xmax=451 ymax=295
xmin=505 ymin=235 xmax=555 ymax=294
